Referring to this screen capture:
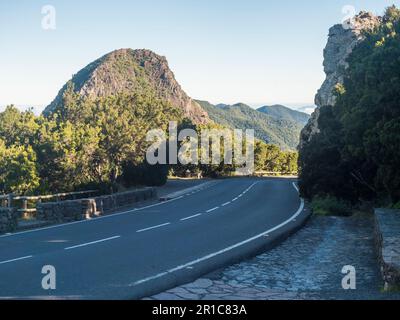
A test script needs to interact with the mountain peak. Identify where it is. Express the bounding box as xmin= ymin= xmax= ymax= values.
xmin=44 ymin=49 xmax=209 ymax=124
xmin=230 ymin=102 xmax=251 ymax=109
